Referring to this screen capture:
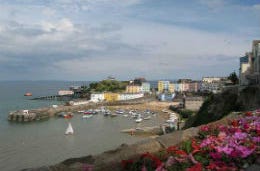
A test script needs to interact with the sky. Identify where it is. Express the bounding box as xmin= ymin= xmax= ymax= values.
xmin=0 ymin=0 xmax=259 ymax=81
